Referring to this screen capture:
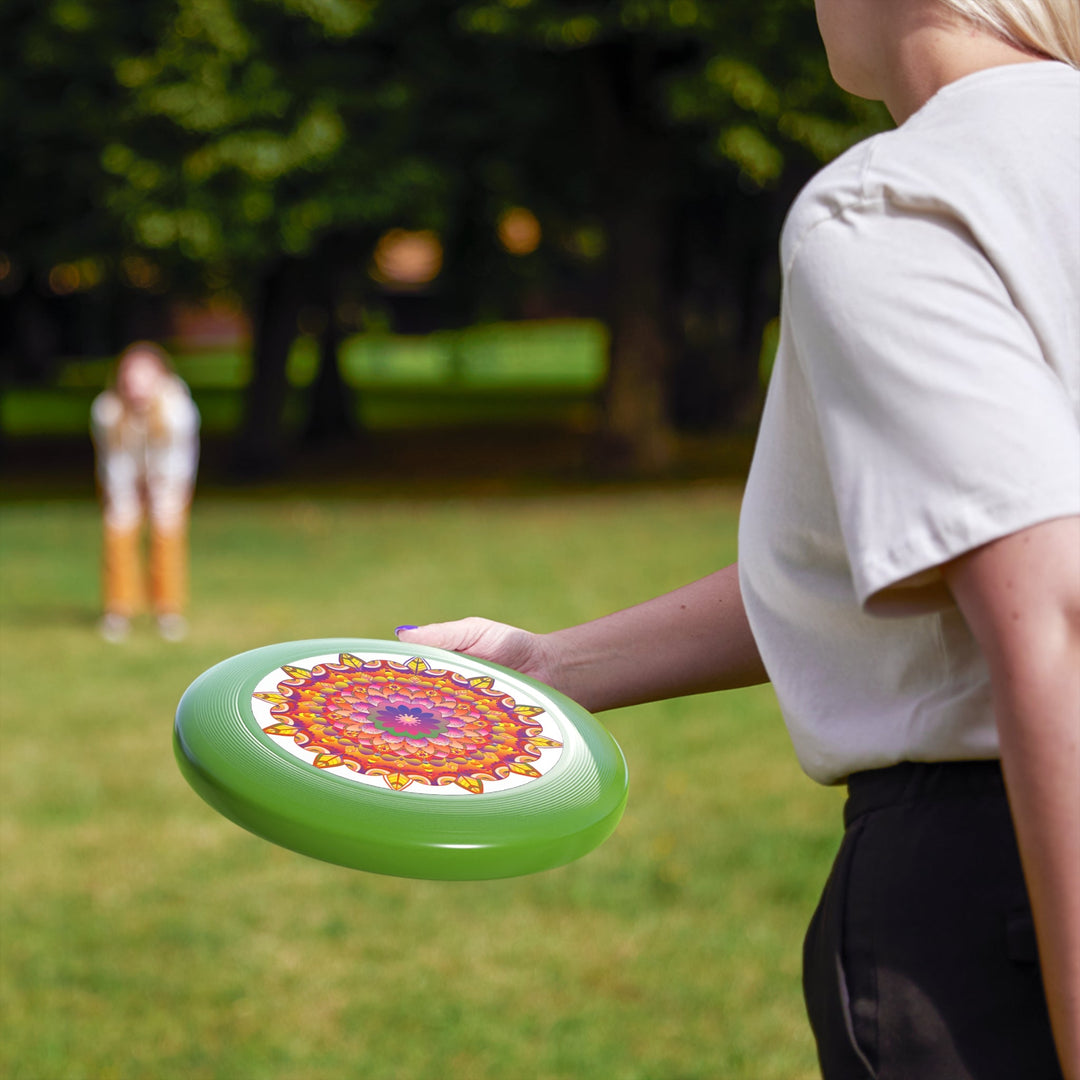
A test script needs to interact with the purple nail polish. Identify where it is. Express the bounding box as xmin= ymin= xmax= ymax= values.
xmin=395 ymin=625 xmax=418 ymax=635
